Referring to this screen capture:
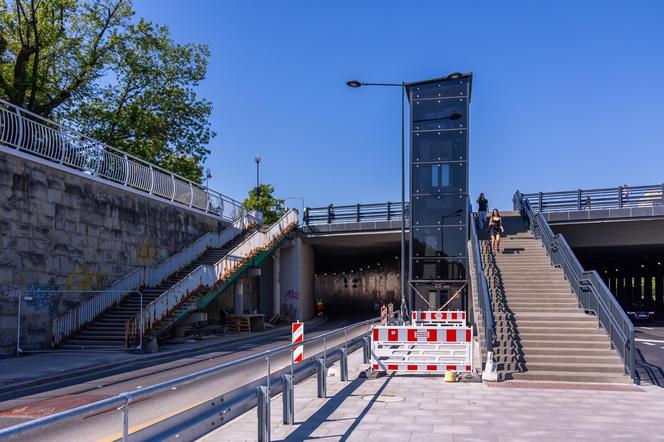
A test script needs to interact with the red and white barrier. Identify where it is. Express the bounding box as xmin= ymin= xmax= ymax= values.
xmin=292 ymin=321 xmax=303 ymax=364
xmin=412 ymin=310 xmax=467 ymax=327
xmin=371 ymin=325 xmax=473 ymax=374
